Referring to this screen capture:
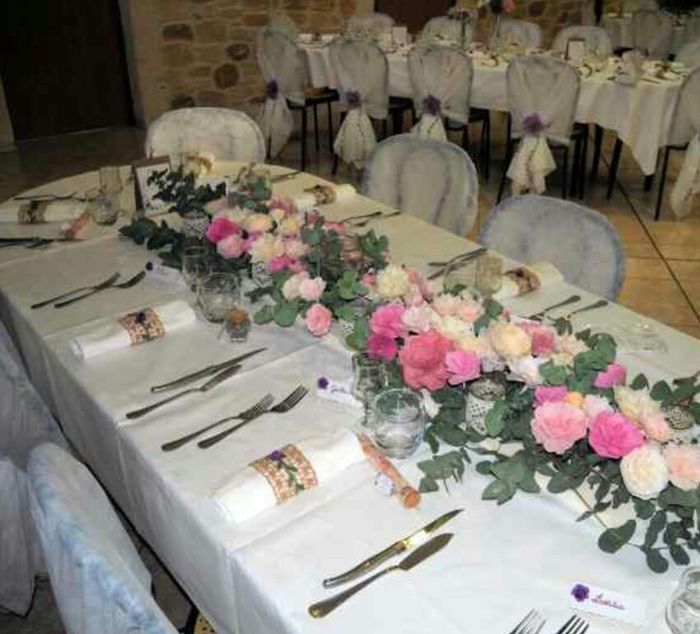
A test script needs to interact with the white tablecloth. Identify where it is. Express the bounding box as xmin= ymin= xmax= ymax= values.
xmin=2 ymin=163 xmax=698 ymax=634
xmin=602 ymin=14 xmax=686 ymax=54
xmin=304 ymin=45 xmax=681 ymax=176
